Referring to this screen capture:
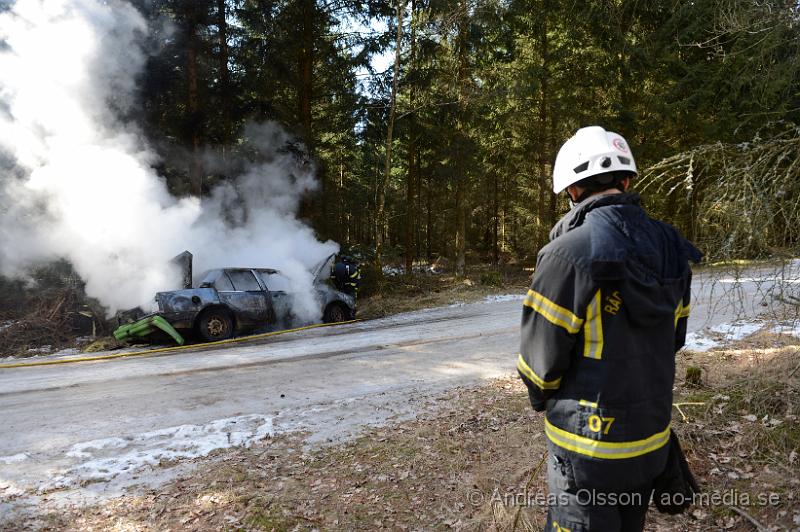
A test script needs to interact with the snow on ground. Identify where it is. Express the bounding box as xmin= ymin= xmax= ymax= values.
xmin=0 ymin=453 xmax=29 ymax=465
xmin=683 ymin=332 xmax=723 ymax=352
xmin=710 ymin=321 xmax=764 ymax=341
xmin=718 ymin=277 xmax=800 ymax=284
xmin=0 ymin=344 xmax=169 ymax=364
xmin=483 ymin=294 xmax=524 ymax=303
xmin=24 ymin=345 xmax=53 ymax=354
xmin=712 ymin=260 xmax=800 ymax=289
xmin=771 ymin=321 xmax=800 ymax=337
xmin=427 ymin=292 xmax=523 ymax=310
xmin=684 ymin=319 xmax=800 ymax=352
xmin=382 ymin=264 xmax=445 ymax=276
xmin=40 ymin=414 xmax=275 ymax=492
